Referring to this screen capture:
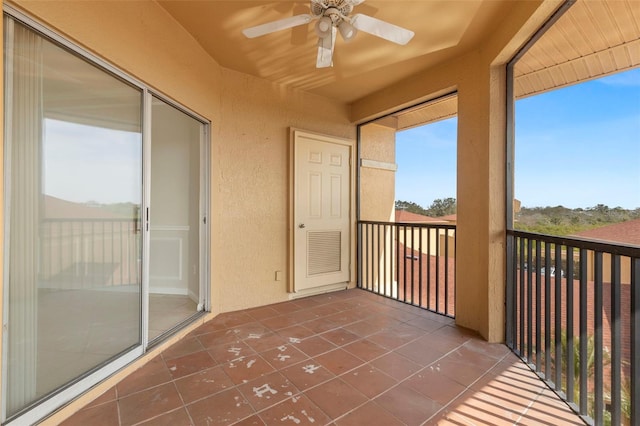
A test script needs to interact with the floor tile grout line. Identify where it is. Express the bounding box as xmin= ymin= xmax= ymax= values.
xmin=118 ymin=380 xmax=188 ymax=426
xmin=514 ymin=375 xmax=587 ymax=426
xmin=419 ymin=350 xmax=514 ymax=425
xmin=171 ymin=377 xmax=196 ymax=426
xmin=116 ymin=386 xmax=122 ymax=426
xmin=328 ymin=396 xmax=408 ymax=426
xmin=129 ymin=406 xmax=187 ymax=426
xmin=513 ymin=383 xmax=550 ymax=425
